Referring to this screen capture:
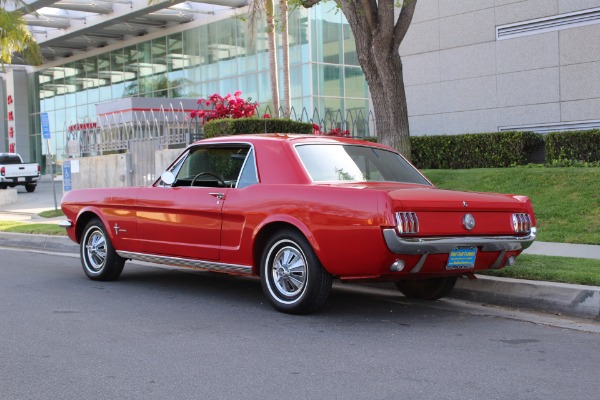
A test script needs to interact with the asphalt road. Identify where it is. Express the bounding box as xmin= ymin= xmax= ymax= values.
xmin=1 ymin=248 xmax=599 ymax=400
